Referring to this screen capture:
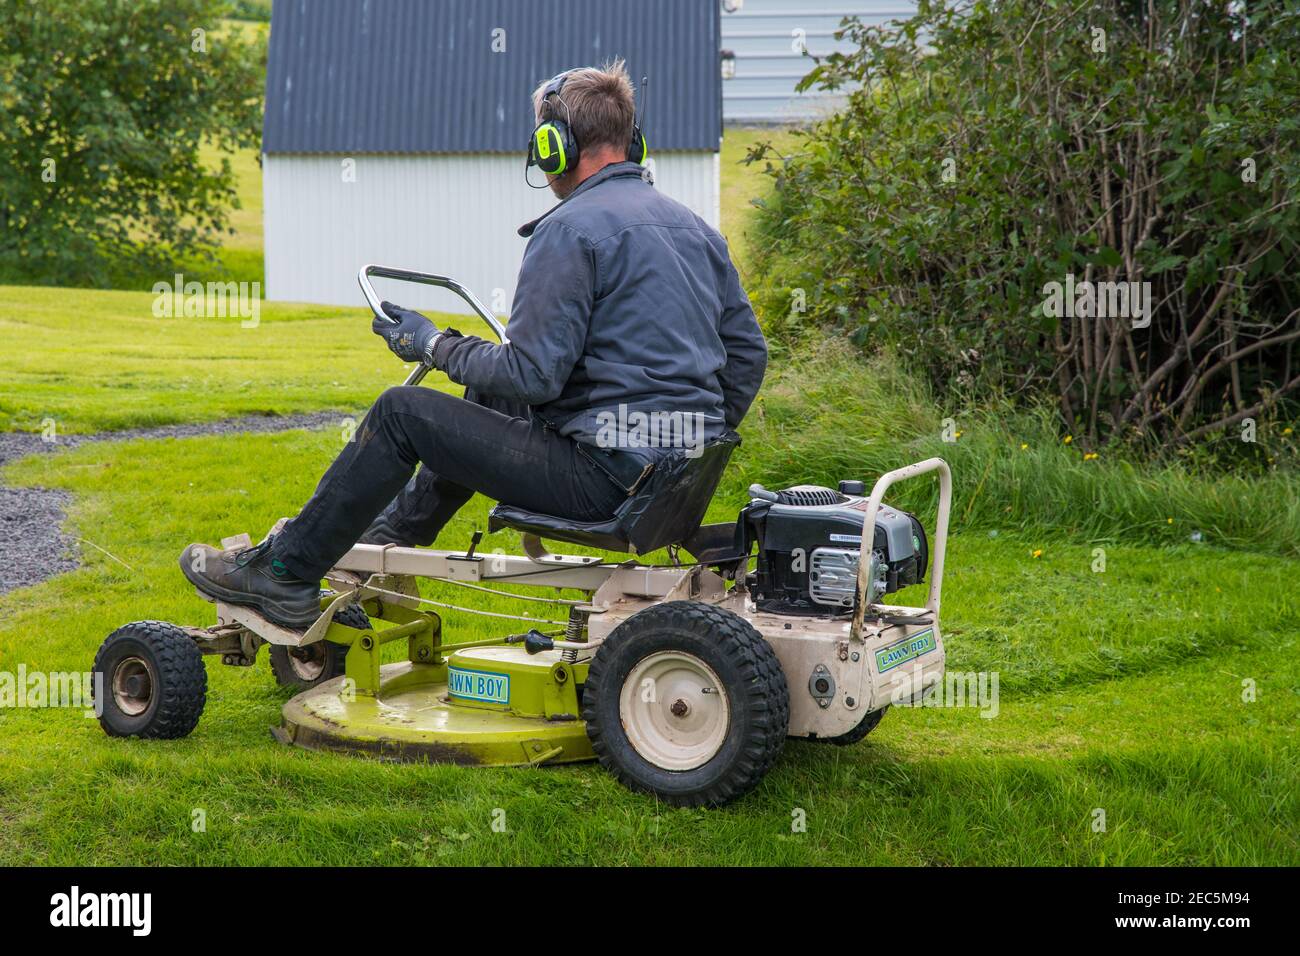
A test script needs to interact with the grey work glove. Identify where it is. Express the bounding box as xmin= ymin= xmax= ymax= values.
xmin=373 ymin=301 xmax=441 ymax=365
